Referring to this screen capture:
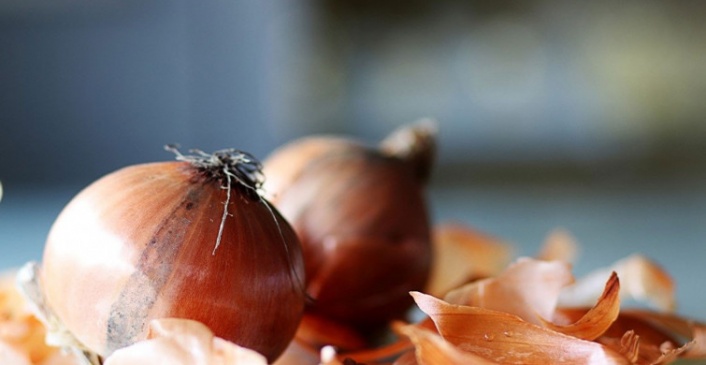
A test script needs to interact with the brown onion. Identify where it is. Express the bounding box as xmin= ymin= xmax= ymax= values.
xmin=262 ymin=122 xmax=435 ymax=331
xmin=41 ymin=147 xmax=306 ymax=362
